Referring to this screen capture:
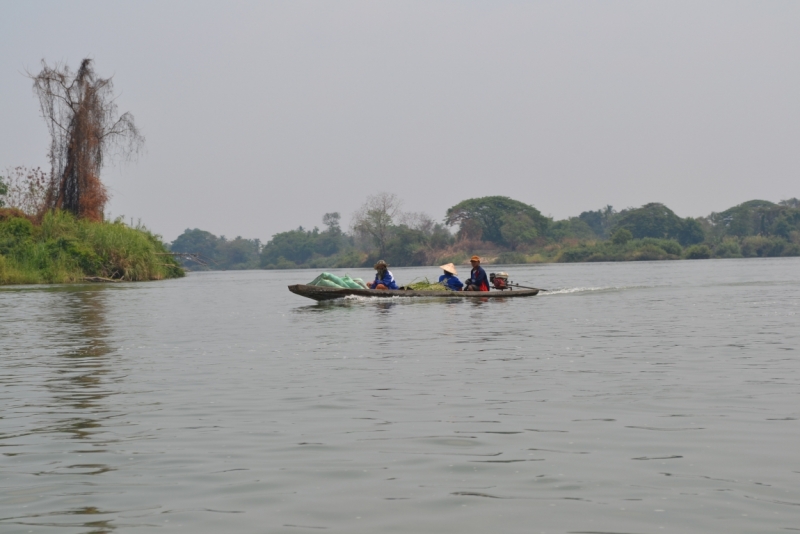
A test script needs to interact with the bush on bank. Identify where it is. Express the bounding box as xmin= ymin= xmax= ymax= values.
xmin=554 ymin=238 xmax=684 ymax=262
xmin=0 ymin=209 xmax=184 ymax=285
